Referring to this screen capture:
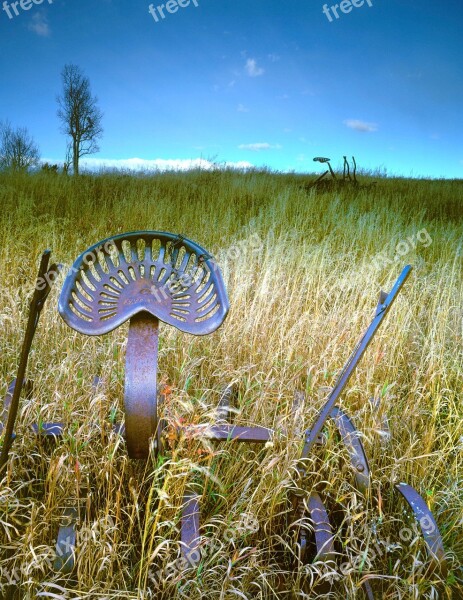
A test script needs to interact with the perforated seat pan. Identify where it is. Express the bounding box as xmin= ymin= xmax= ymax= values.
xmin=58 ymin=231 xmax=229 ymax=336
